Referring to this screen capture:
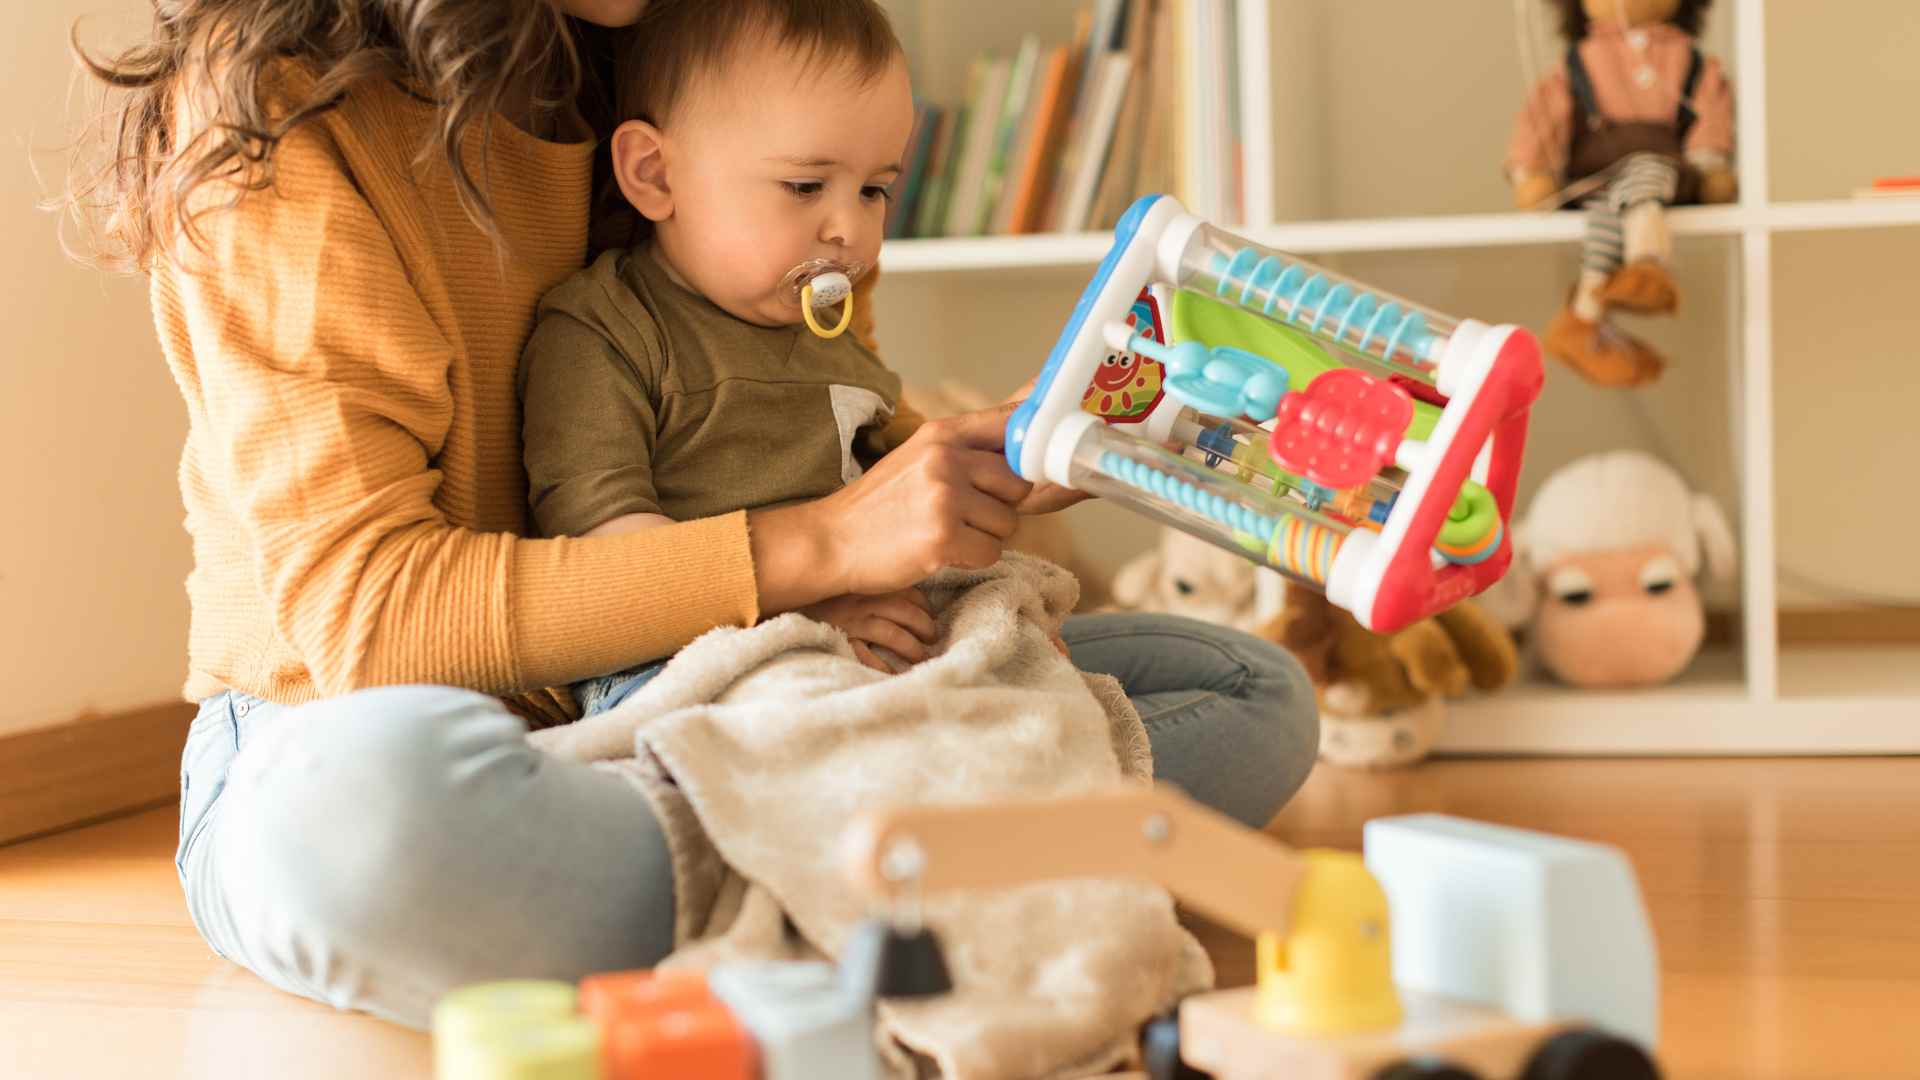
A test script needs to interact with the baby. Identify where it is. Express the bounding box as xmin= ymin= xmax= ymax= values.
xmin=519 ymin=0 xmax=933 ymax=701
